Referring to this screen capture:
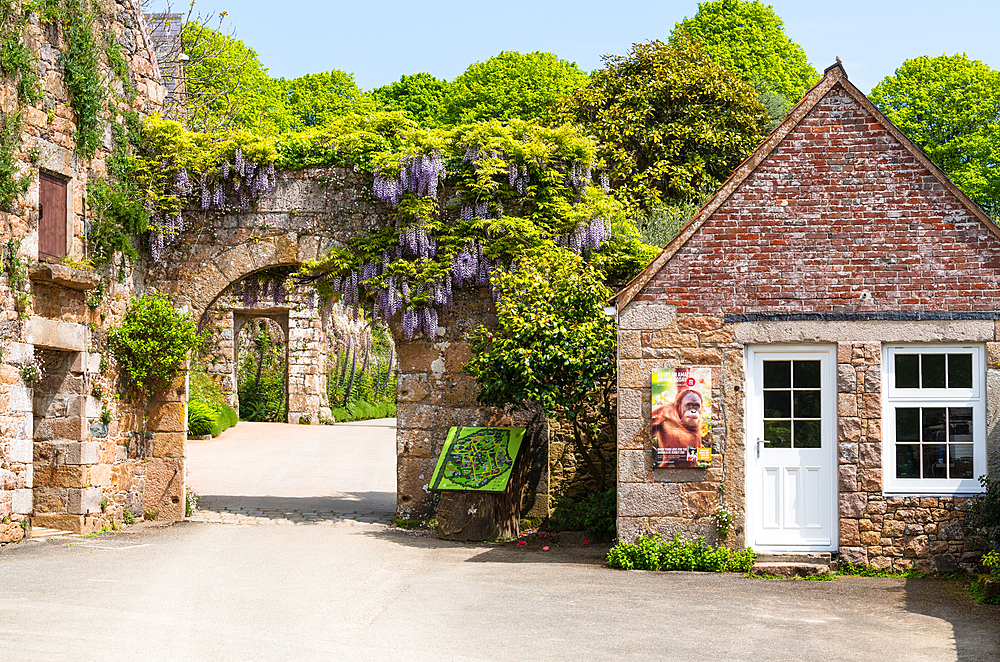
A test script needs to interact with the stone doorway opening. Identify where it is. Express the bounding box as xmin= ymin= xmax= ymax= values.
xmin=234 ymin=314 xmax=289 ymax=423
